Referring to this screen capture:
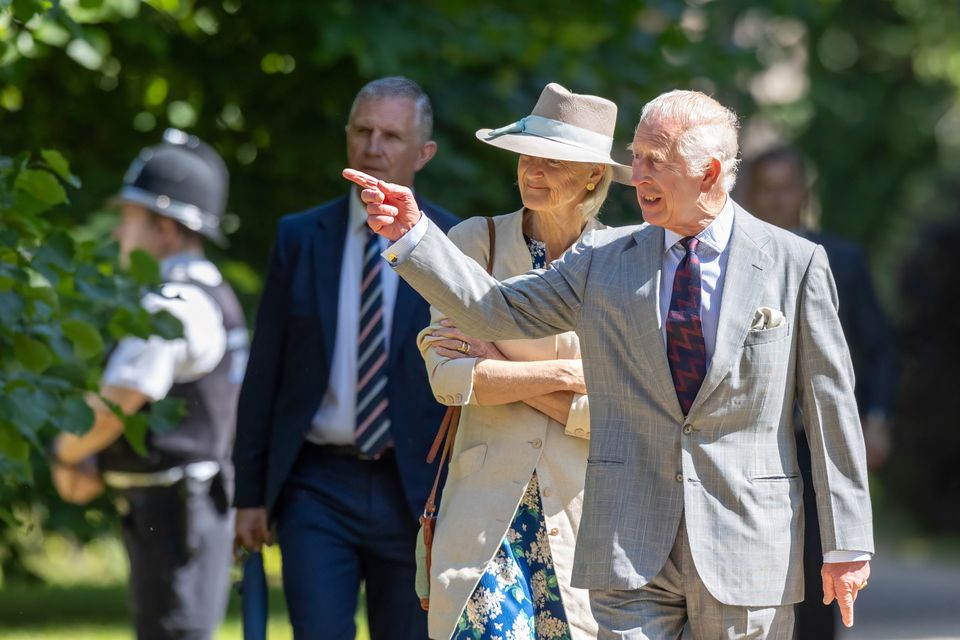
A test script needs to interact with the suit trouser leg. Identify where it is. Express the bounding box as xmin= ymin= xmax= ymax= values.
xmin=794 ymin=434 xmax=837 ymax=640
xmin=276 ymin=445 xmax=427 ymax=640
xmin=590 ymin=517 xmax=795 ymax=640
xmin=360 ymin=458 xmax=427 ymax=640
